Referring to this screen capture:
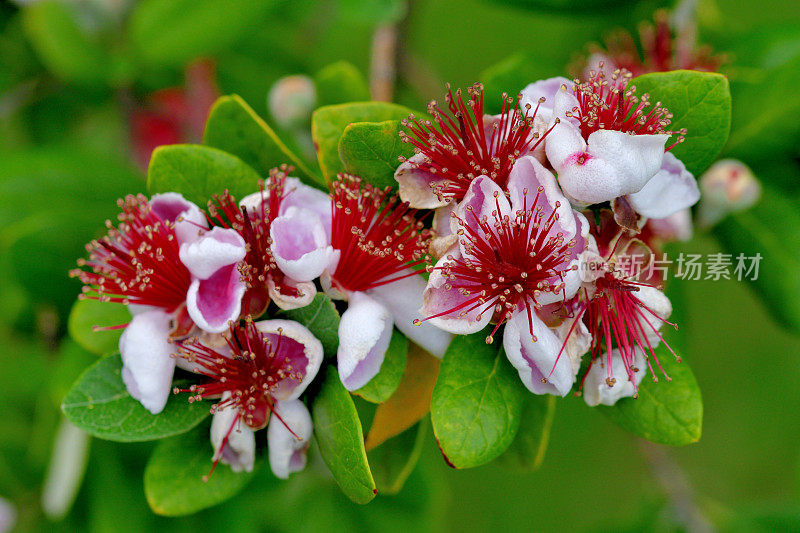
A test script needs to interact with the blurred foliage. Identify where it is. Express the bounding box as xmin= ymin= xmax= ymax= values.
xmin=1 ymin=0 xmax=800 ymax=531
